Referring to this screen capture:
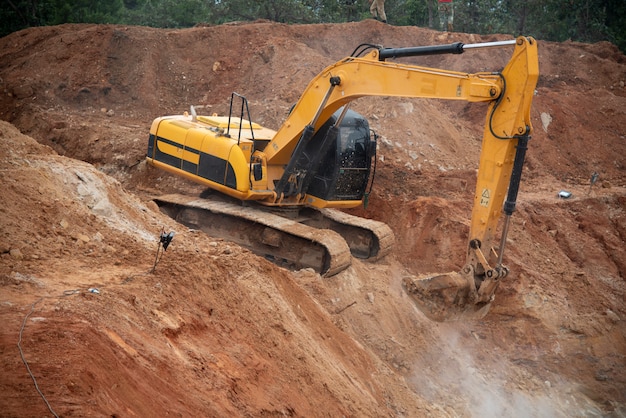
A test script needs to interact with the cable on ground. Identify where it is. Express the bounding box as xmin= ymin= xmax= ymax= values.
xmin=18 ymin=298 xmax=60 ymax=418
